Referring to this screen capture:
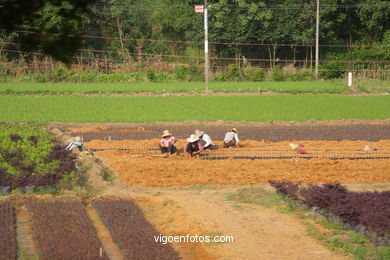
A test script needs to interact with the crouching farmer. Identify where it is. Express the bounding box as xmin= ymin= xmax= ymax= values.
xmin=224 ymin=128 xmax=240 ymax=148
xmin=159 ymin=130 xmax=177 ymax=157
xmin=184 ymin=134 xmax=205 ymax=157
xmin=195 ymin=129 xmax=217 ymax=150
